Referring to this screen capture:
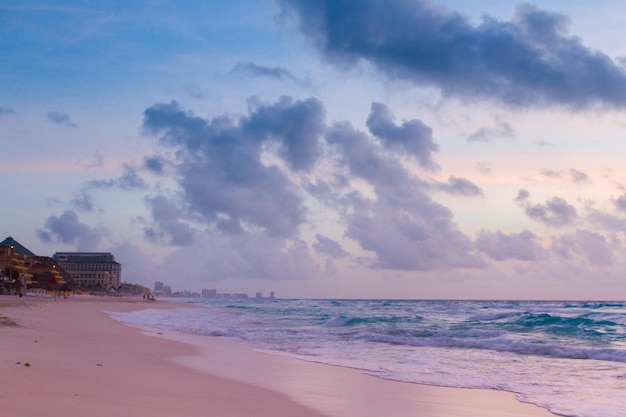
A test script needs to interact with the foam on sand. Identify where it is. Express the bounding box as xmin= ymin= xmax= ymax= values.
xmin=0 ymin=295 xmax=556 ymax=417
